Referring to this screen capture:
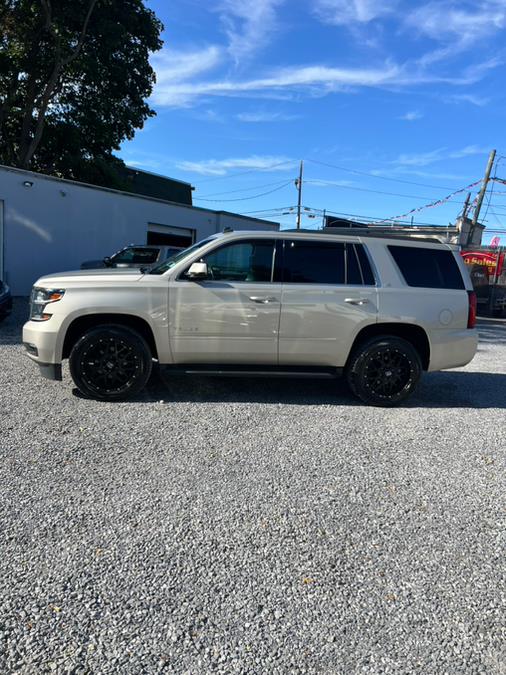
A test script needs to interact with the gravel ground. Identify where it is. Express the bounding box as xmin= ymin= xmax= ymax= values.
xmin=0 ymin=299 xmax=504 ymax=674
